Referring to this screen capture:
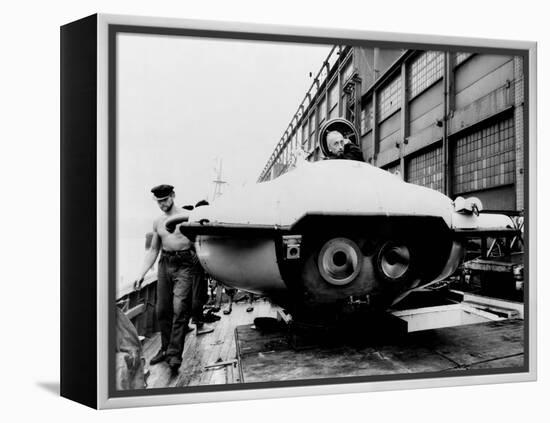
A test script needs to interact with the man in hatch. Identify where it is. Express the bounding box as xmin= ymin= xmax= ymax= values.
xmin=134 ymin=184 xmax=212 ymax=374
xmin=325 ymin=130 xmax=365 ymax=162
